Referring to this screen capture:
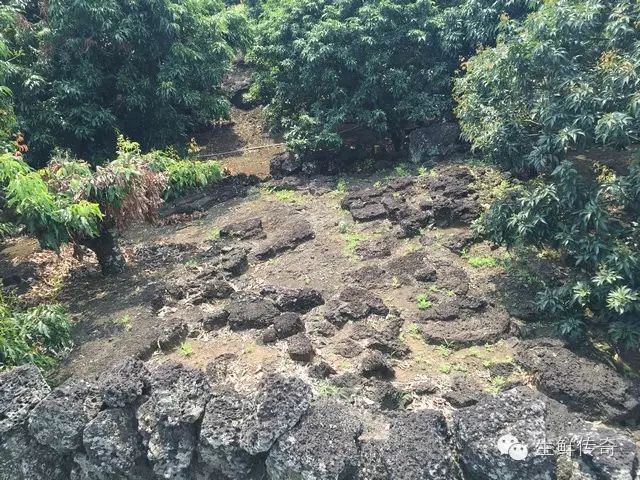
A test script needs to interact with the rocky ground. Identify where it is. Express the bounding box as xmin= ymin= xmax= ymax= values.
xmin=1 ymin=108 xmax=639 ymax=479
